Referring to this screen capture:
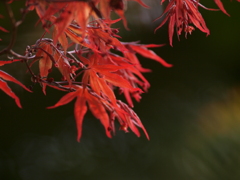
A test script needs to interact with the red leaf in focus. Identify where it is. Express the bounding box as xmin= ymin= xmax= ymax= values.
xmin=81 ymin=53 xmax=140 ymax=105
xmin=107 ymin=53 xmax=150 ymax=107
xmin=126 ymin=43 xmax=172 ymax=67
xmin=101 ymin=71 xmax=134 ymax=89
xmin=91 ymin=28 xmax=127 ymax=52
xmin=48 ymin=87 xmax=110 ymax=141
xmin=86 ymin=91 xmax=111 ymax=138
xmin=48 ymin=91 xmax=78 ymax=109
xmin=116 ymin=100 xmax=149 ymax=140
xmin=74 ymin=90 xmax=87 ymax=142
xmin=155 ymin=0 xmax=210 ymax=46
xmin=0 ymin=70 xmax=32 ymax=93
